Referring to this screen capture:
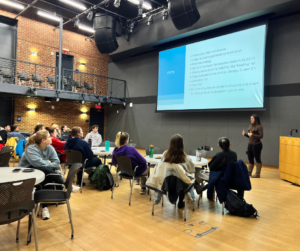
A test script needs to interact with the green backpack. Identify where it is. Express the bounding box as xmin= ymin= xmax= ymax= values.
xmin=89 ymin=164 xmax=114 ymax=191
